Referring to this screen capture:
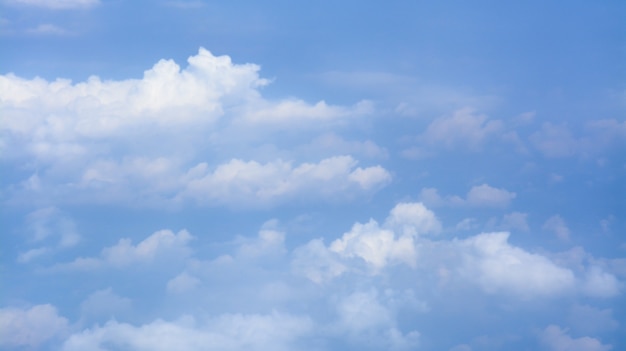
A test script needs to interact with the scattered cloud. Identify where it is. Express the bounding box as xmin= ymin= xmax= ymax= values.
xmin=457 ymin=232 xmax=576 ymax=297
xmin=179 ymin=156 xmax=391 ymax=207
xmin=419 ymin=184 xmax=516 ymax=208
